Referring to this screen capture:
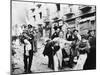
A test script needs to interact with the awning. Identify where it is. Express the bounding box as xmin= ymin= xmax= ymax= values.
xmin=80 ymin=6 xmax=92 ymax=12
xmin=79 ymin=16 xmax=96 ymax=23
xmin=52 ymin=17 xmax=62 ymax=23
xmin=64 ymin=12 xmax=74 ymax=17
